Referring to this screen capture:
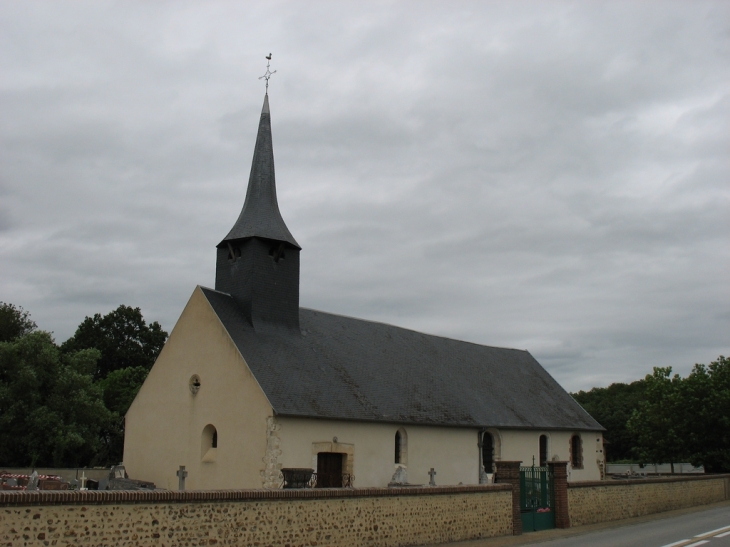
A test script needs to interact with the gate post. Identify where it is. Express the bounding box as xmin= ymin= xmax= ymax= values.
xmin=494 ymin=461 xmax=522 ymax=535
xmin=548 ymin=461 xmax=570 ymax=529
